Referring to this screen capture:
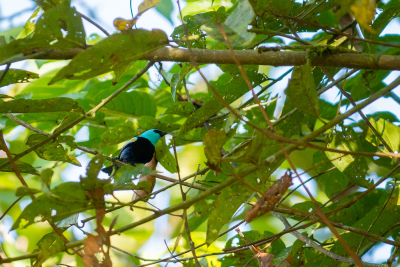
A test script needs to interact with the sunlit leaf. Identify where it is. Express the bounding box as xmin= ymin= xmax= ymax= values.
xmin=49 ymin=29 xmax=168 ymax=84
xmin=202 ymin=0 xmax=255 ymax=47
xmin=101 ymin=121 xmax=137 ymax=147
xmin=164 ymin=101 xmax=194 ymax=116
